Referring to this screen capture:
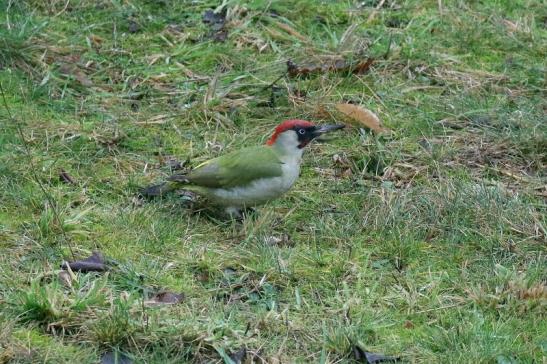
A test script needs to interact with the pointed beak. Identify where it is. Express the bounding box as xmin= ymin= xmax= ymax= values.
xmin=313 ymin=124 xmax=345 ymax=138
